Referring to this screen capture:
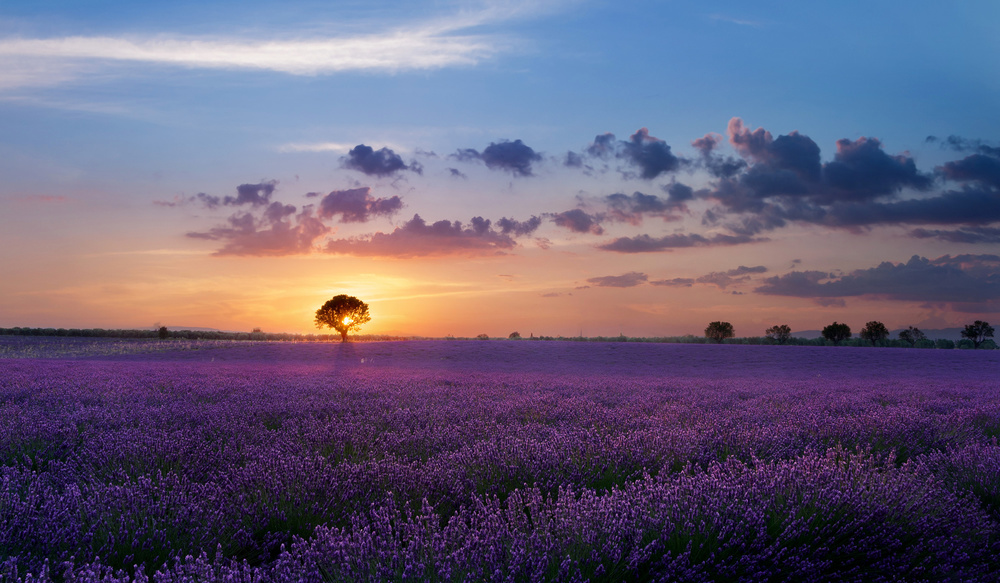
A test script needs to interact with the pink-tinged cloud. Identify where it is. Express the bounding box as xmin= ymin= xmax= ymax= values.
xmin=324 ymin=214 xmax=524 ymax=258
xmin=16 ymin=194 xmax=70 ymax=204
xmin=599 ymin=232 xmax=765 ymax=253
xmin=550 ymin=209 xmax=604 ymax=234
xmin=187 ymin=203 xmax=329 ymax=256
xmin=586 ymin=271 xmax=648 ymax=288
xmin=316 ymin=187 xmax=403 ymax=223
xmin=754 ymin=255 xmax=1000 ymax=309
